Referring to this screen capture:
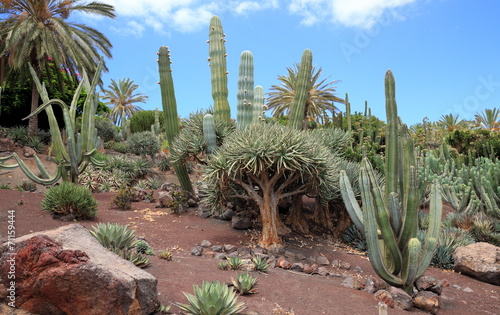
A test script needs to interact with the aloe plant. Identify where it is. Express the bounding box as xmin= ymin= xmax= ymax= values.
xmin=339 ymin=70 xmax=442 ymax=294
xmin=231 ymin=272 xmax=258 ymax=295
xmin=11 ymin=60 xmax=105 ymax=184
xmin=208 ymin=16 xmax=231 ymax=124
xmin=158 ymin=46 xmax=193 ymax=193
